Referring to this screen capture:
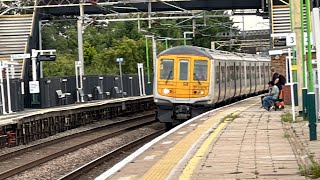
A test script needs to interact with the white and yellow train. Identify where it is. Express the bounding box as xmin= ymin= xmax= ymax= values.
xmin=153 ymin=46 xmax=271 ymax=128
